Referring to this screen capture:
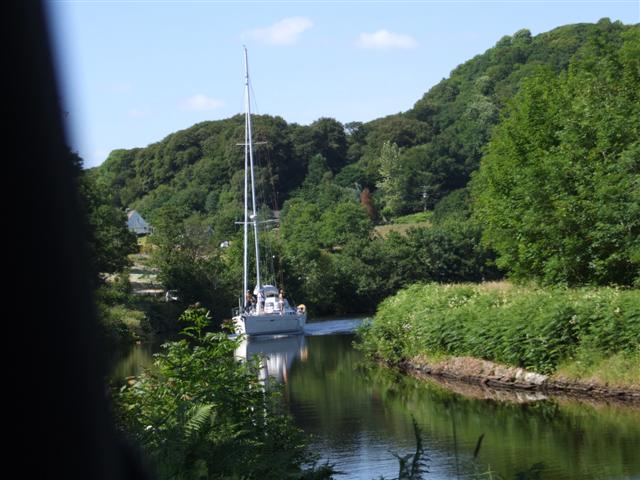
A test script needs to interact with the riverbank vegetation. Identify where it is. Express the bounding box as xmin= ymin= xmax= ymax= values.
xmin=357 ymin=282 xmax=640 ymax=387
xmin=72 ymin=147 xmax=186 ymax=348
xmin=113 ymin=306 xmax=333 ymax=479
xmin=95 ymin=272 xmax=149 ymax=347
xmin=357 ymin=21 xmax=639 ymax=390
xmin=95 ymin=271 xmax=183 ymax=350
